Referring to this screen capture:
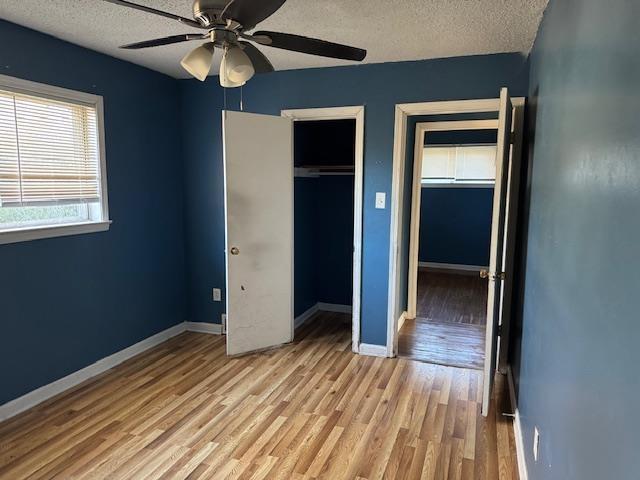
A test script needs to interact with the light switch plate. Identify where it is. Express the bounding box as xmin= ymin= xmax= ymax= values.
xmin=375 ymin=192 xmax=386 ymax=209
xmin=212 ymin=288 xmax=222 ymax=302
